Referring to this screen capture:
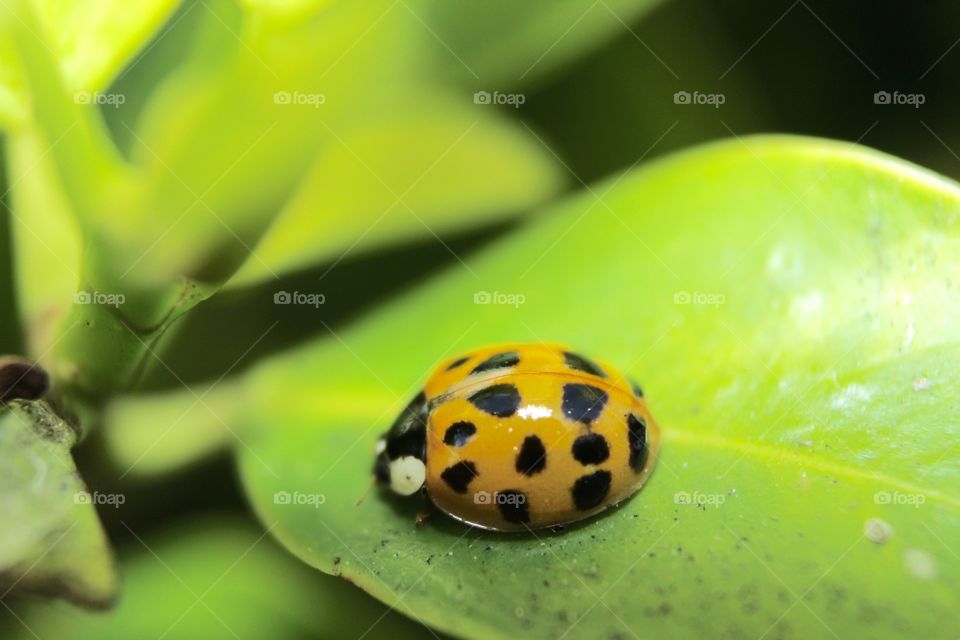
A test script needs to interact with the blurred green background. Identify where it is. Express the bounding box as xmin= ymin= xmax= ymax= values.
xmin=2 ymin=0 xmax=959 ymax=638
